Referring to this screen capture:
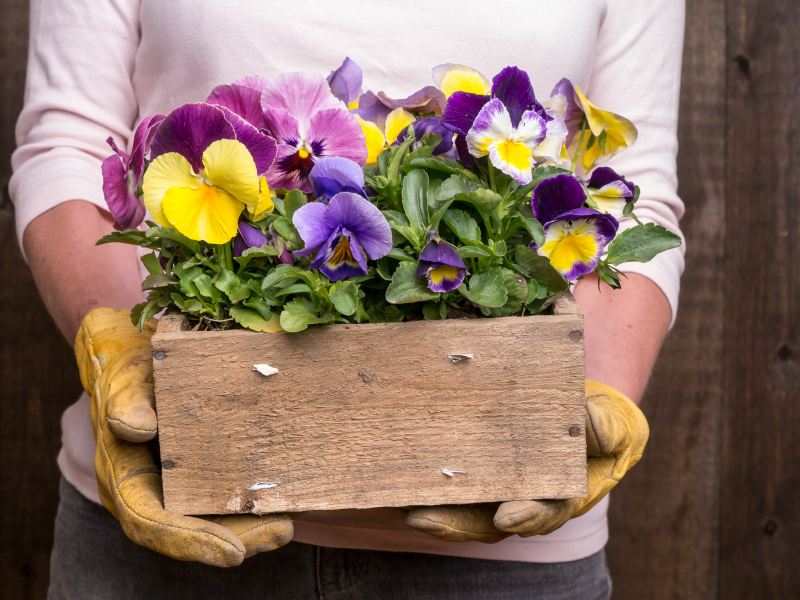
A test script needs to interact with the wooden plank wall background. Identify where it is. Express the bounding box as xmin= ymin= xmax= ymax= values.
xmin=0 ymin=0 xmax=797 ymax=597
